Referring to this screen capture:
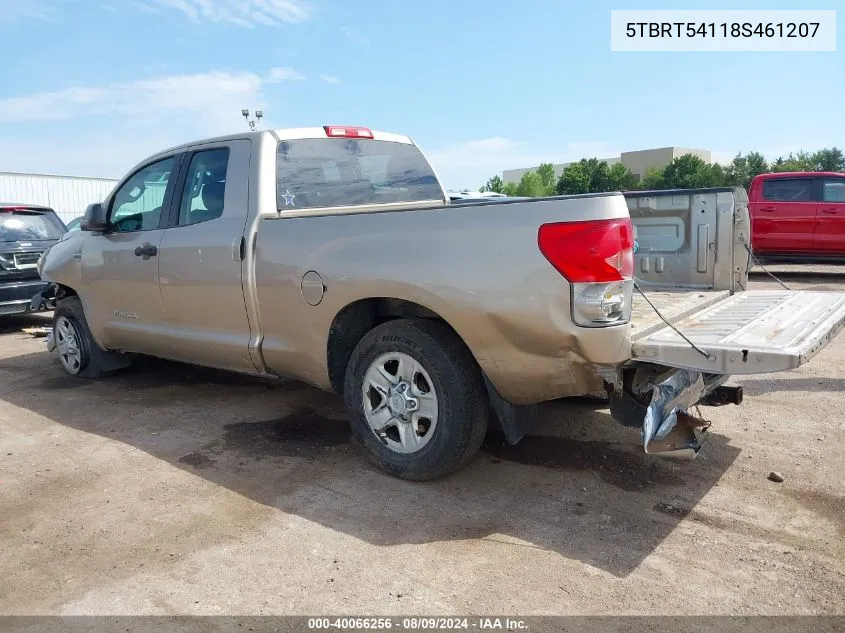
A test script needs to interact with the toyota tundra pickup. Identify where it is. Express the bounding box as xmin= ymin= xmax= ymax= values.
xmin=33 ymin=125 xmax=845 ymax=480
